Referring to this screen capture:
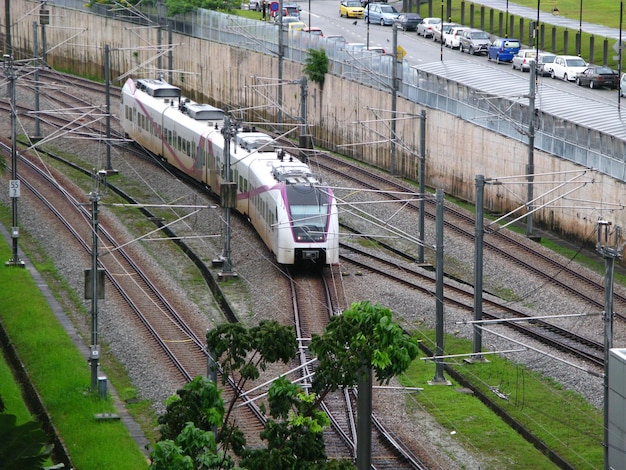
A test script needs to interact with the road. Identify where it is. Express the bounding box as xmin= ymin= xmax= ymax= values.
xmin=299 ymin=0 xmax=621 ymax=108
